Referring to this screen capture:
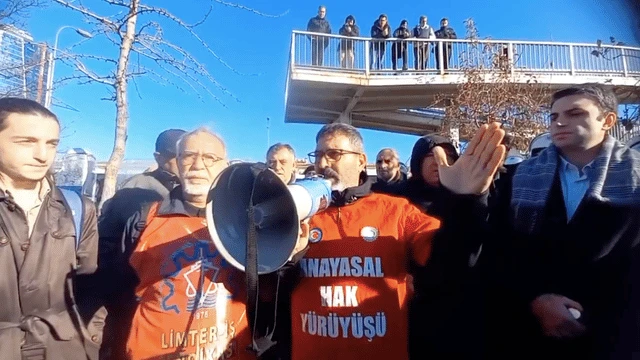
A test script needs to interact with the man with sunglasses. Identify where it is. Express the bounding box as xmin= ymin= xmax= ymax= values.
xmin=97 ymin=128 xmax=281 ymax=360
xmin=291 ymin=123 xmax=506 ymax=360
